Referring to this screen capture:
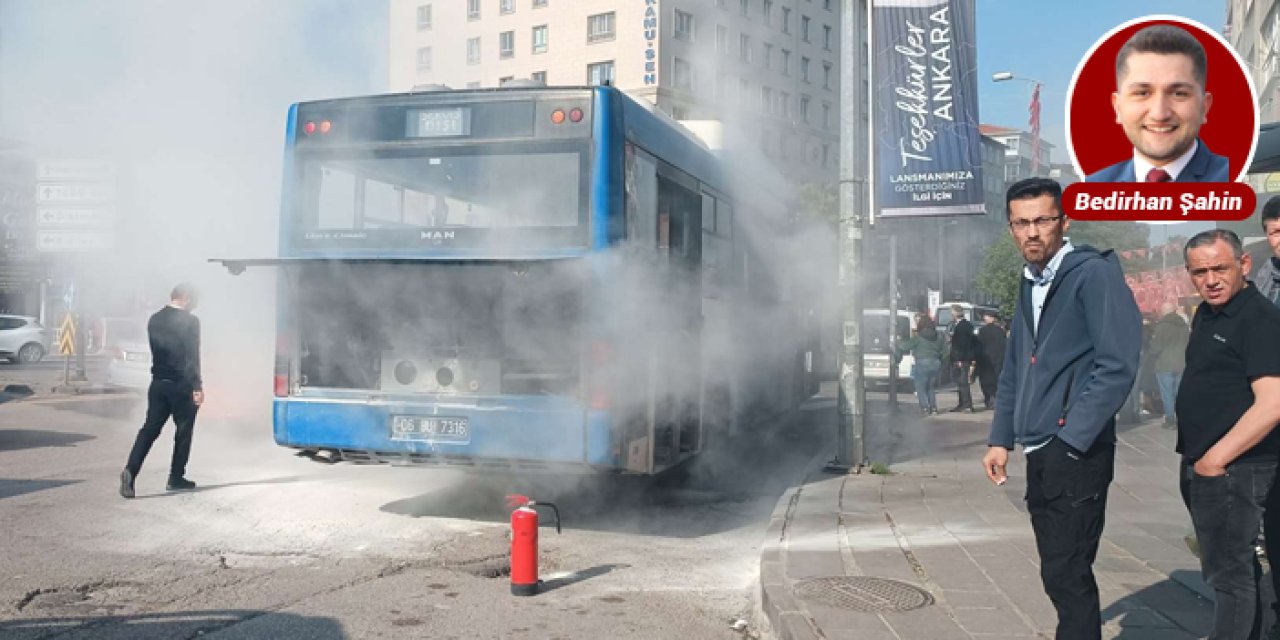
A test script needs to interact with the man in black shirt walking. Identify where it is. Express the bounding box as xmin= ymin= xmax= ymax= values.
xmin=119 ymin=283 xmax=204 ymax=498
xmin=1177 ymin=230 xmax=1280 ymax=640
xmin=947 ymin=305 xmax=977 ymax=412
